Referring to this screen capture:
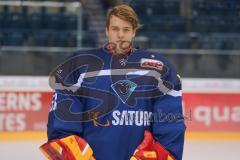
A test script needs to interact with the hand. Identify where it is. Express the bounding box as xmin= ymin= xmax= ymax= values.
xmin=39 ymin=135 xmax=95 ymax=160
xmin=130 ymin=130 xmax=175 ymax=160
